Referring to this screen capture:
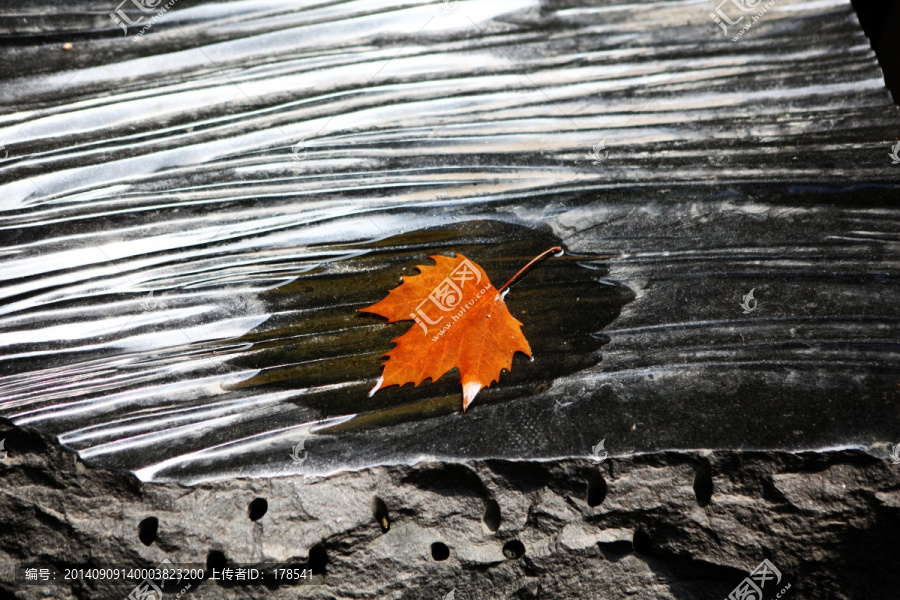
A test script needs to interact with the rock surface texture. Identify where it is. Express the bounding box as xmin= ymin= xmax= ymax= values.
xmin=1 ymin=425 xmax=899 ymax=599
